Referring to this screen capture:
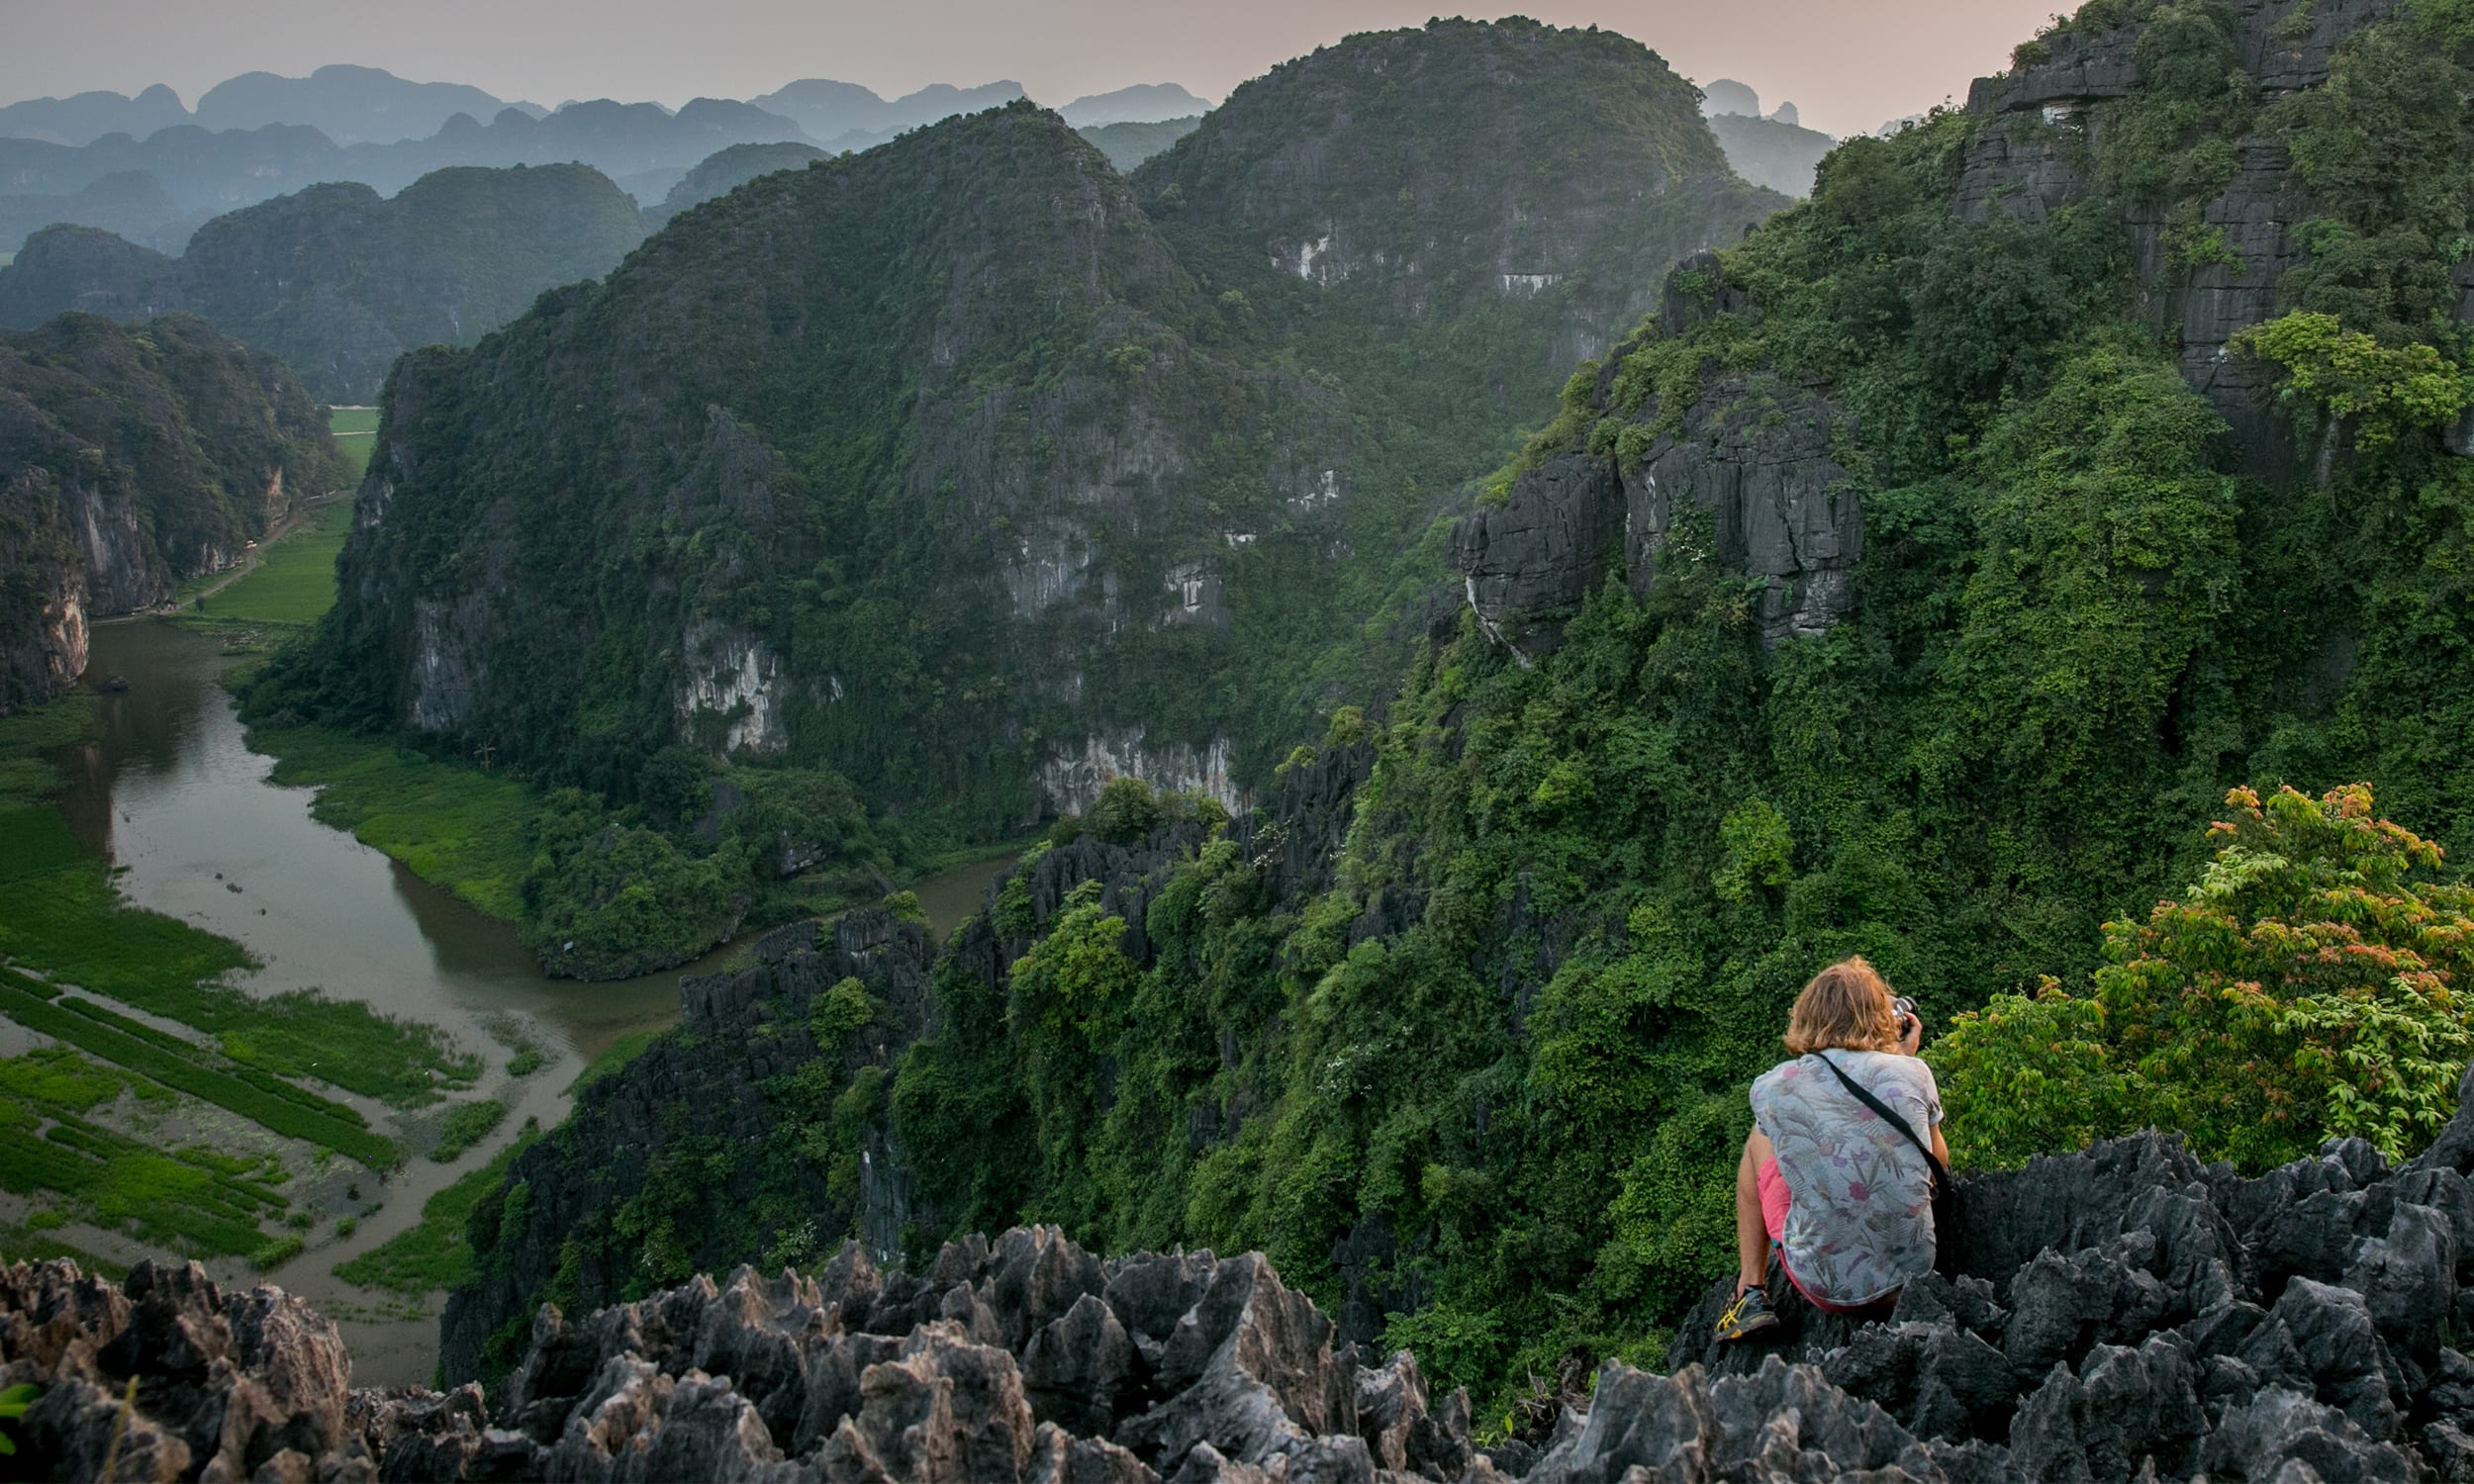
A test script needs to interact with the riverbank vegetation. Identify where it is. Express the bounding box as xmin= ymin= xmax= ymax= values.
xmin=335 ymin=1119 xmax=540 ymax=1298
xmin=0 ymin=686 xmax=518 ymax=1271
xmin=241 ymin=710 xmax=986 ymax=978
xmin=428 ymin=1097 xmax=507 ymax=1162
